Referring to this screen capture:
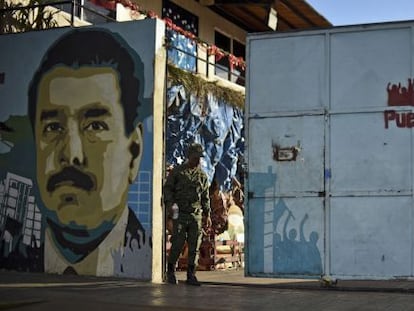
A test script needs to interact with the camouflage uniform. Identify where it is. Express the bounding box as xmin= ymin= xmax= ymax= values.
xmin=164 ymin=143 xmax=210 ymax=285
